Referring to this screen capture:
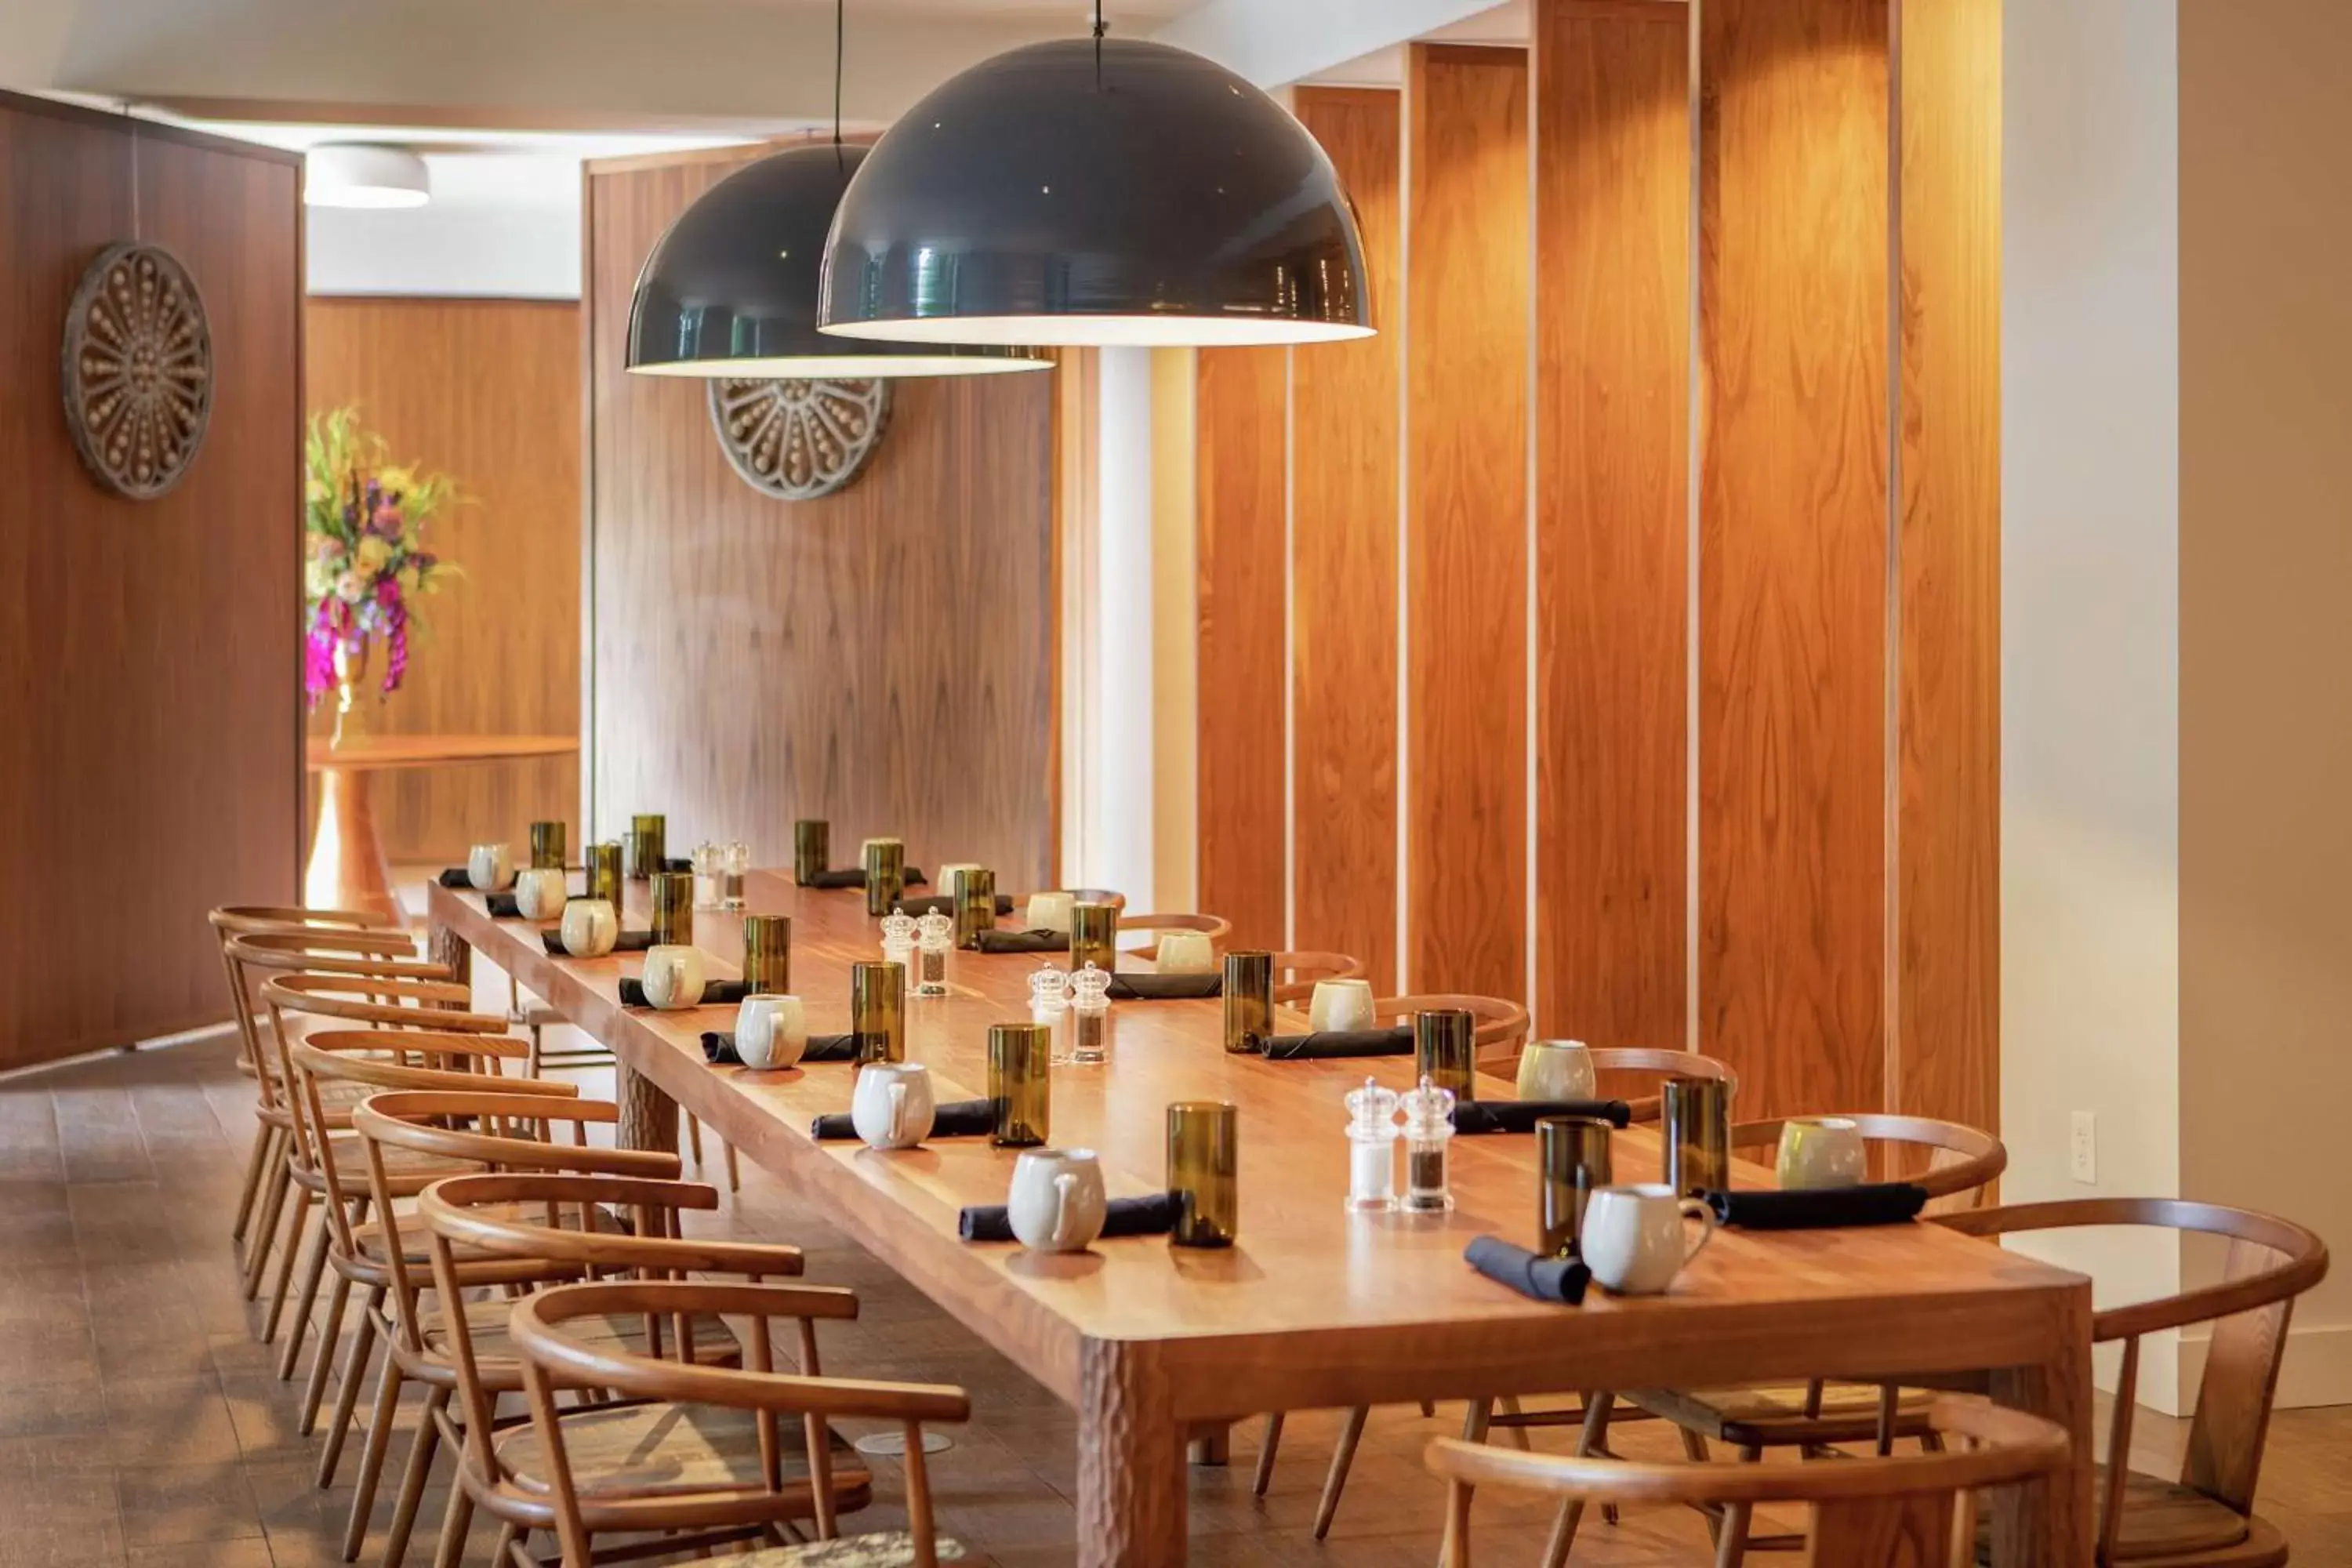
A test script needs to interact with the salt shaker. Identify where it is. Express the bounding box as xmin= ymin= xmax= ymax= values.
xmin=879 ymin=908 xmax=916 ymax=972
xmin=691 ymin=841 xmax=723 ymax=909
xmin=913 ymin=908 xmax=953 ymax=996
xmin=1343 ymin=1076 xmax=1400 ymax=1213
xmin=1029 ymin=965 xmax=1071 ymax=1061
xmin=1068 ymin=961 xmax=1111 ymax=1065
xmin=1399 ymin=1075 xmax=1457 ymax=1214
